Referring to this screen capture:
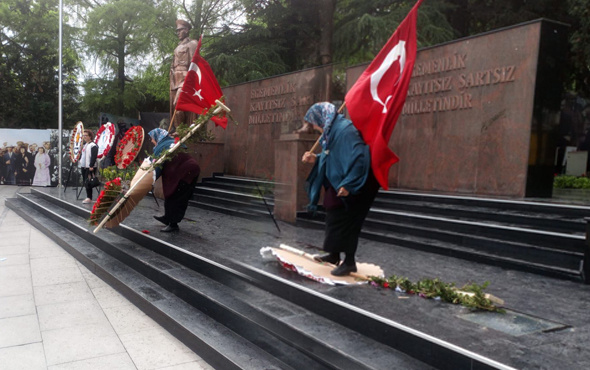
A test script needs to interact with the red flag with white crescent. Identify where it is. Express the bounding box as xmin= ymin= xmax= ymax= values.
xmin=175 ymin=35 xmax=228 ymax=128
xmin=344 ymin=0 xmax=422 ymax=189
